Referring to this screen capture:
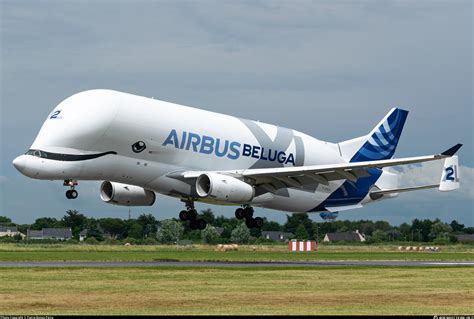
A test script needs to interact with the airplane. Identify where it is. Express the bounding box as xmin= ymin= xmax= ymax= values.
xmin=12 ymin=89 xmax=462 ymax=230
